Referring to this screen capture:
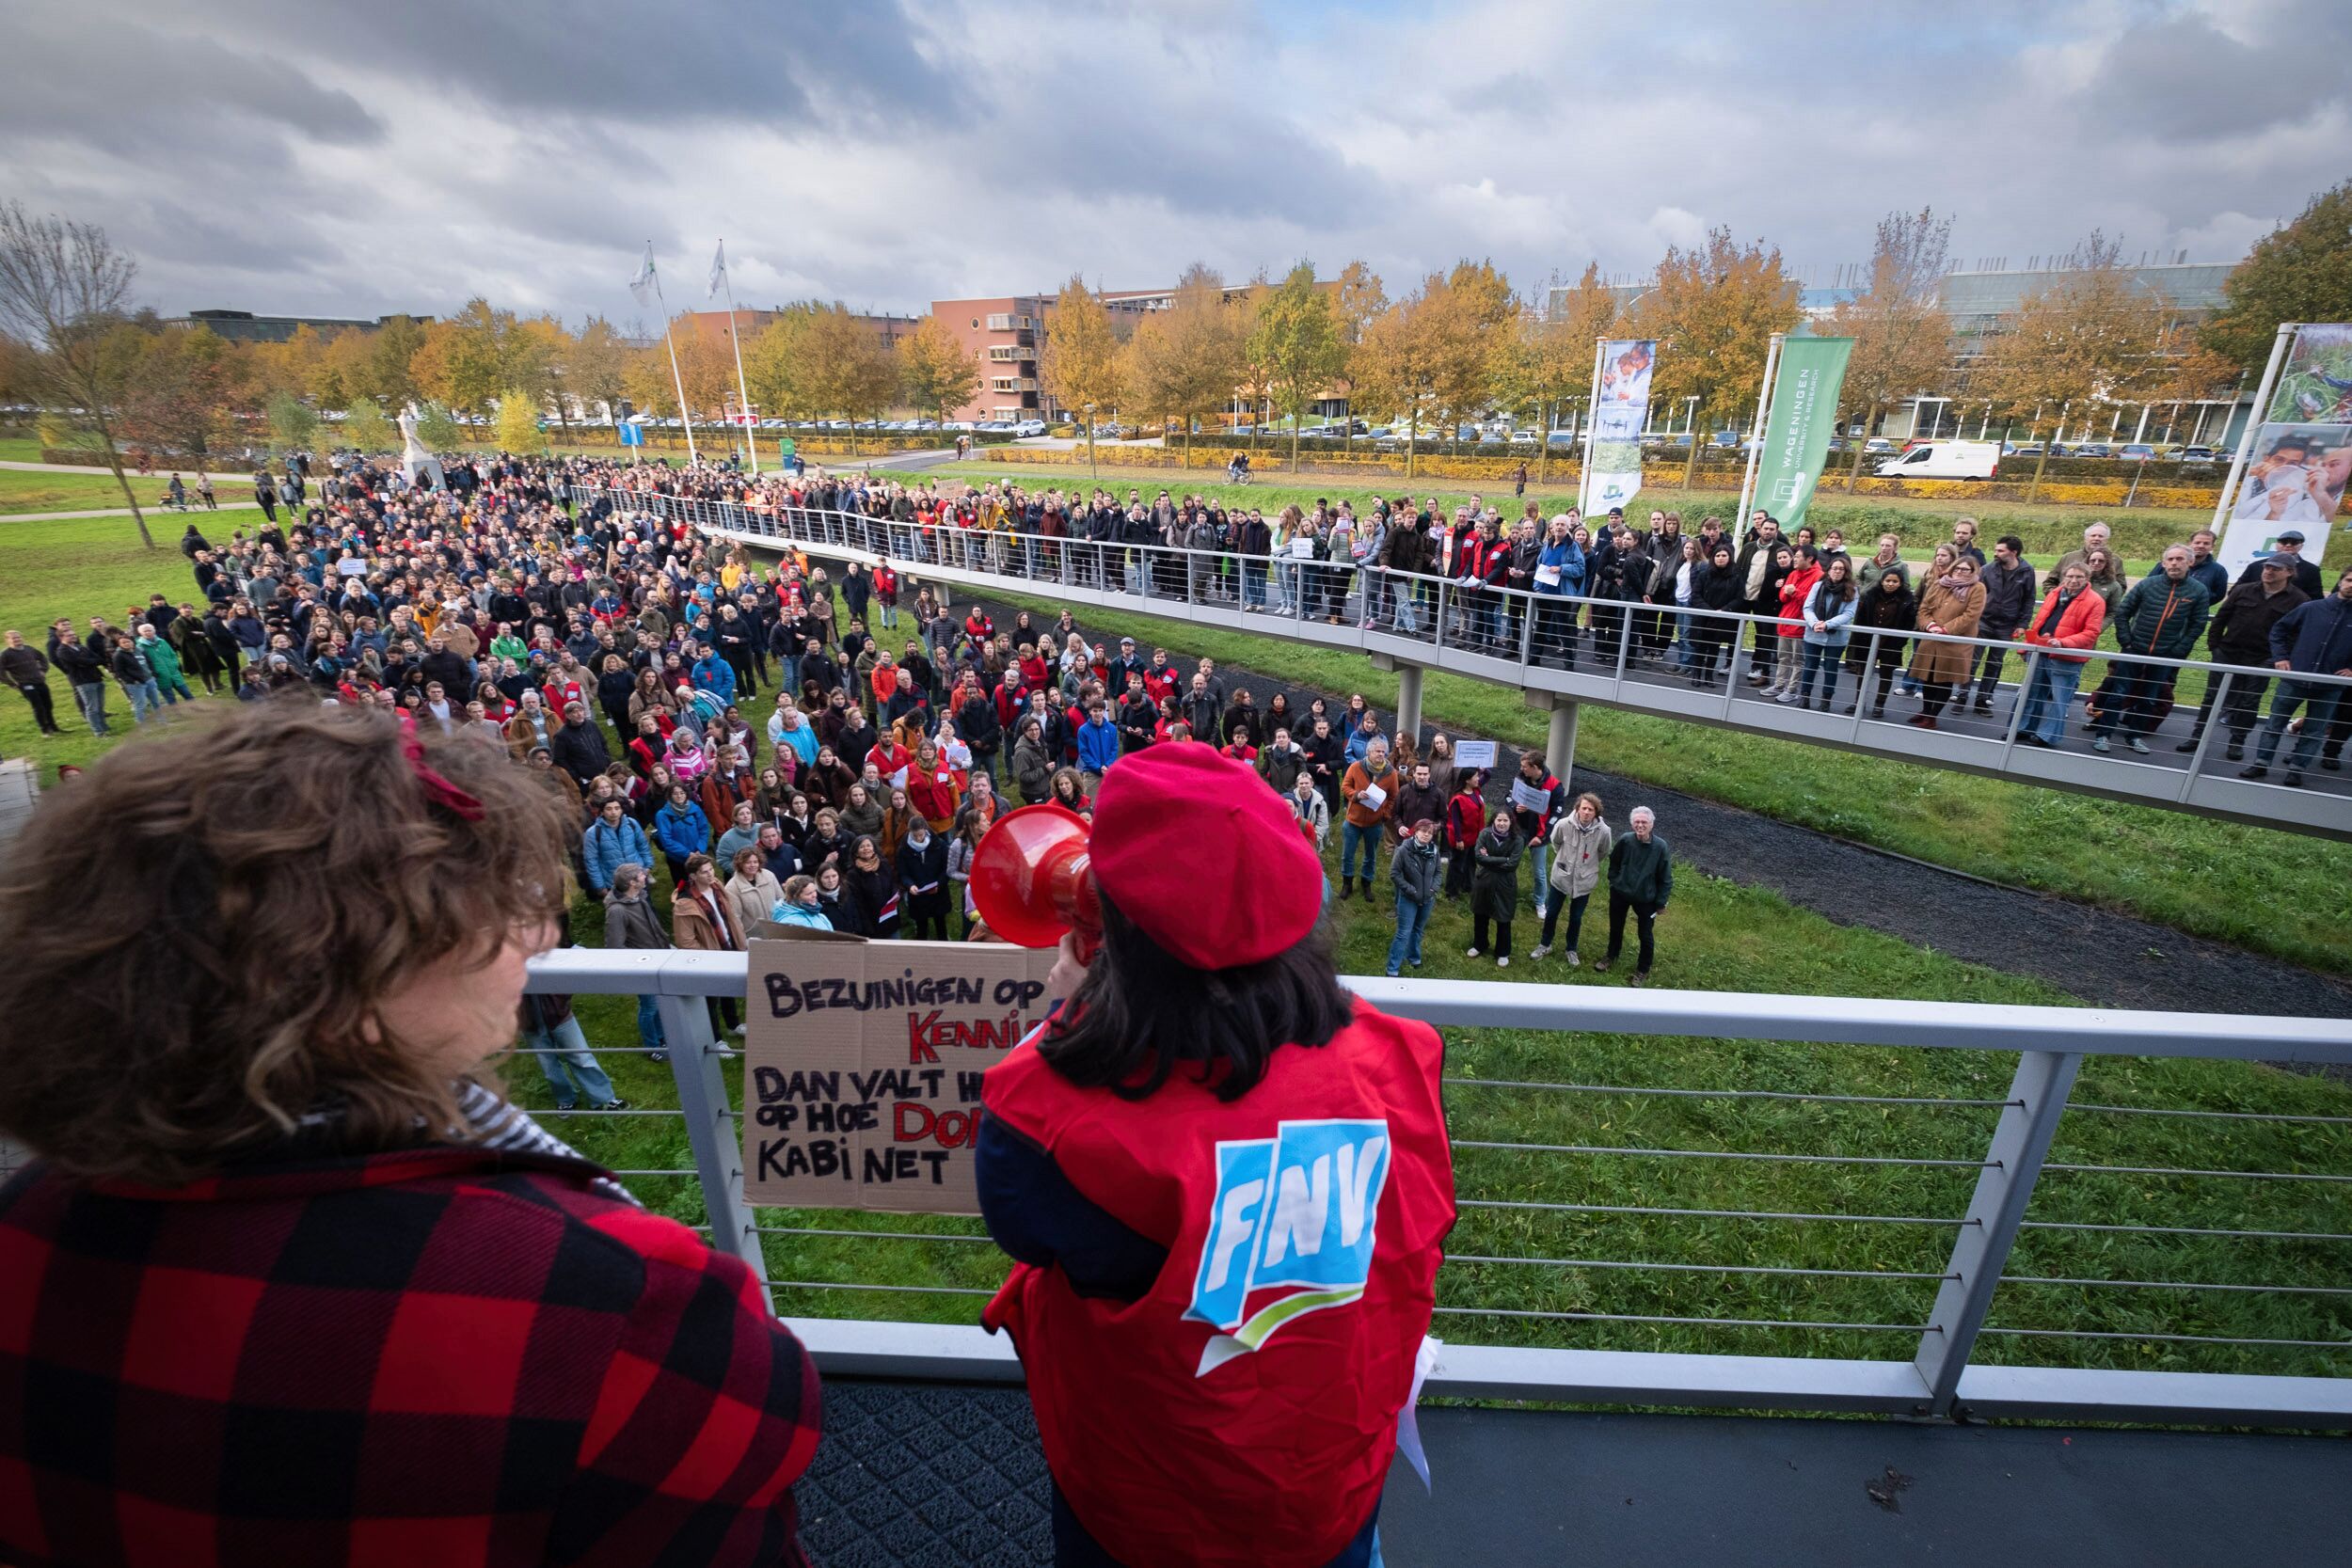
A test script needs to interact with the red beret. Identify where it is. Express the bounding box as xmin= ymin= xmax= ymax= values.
xmin=1090 ymin=743 xmax=1323 ymax=970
